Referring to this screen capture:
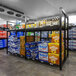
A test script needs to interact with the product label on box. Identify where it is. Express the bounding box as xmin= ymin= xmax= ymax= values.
xmin=38 ymin=43 xmax=48 ymax=52
xmin=39 ymin=52 xmax=48 ymax=61
xmin=50 ymin=46 xmax=58 ymax=52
